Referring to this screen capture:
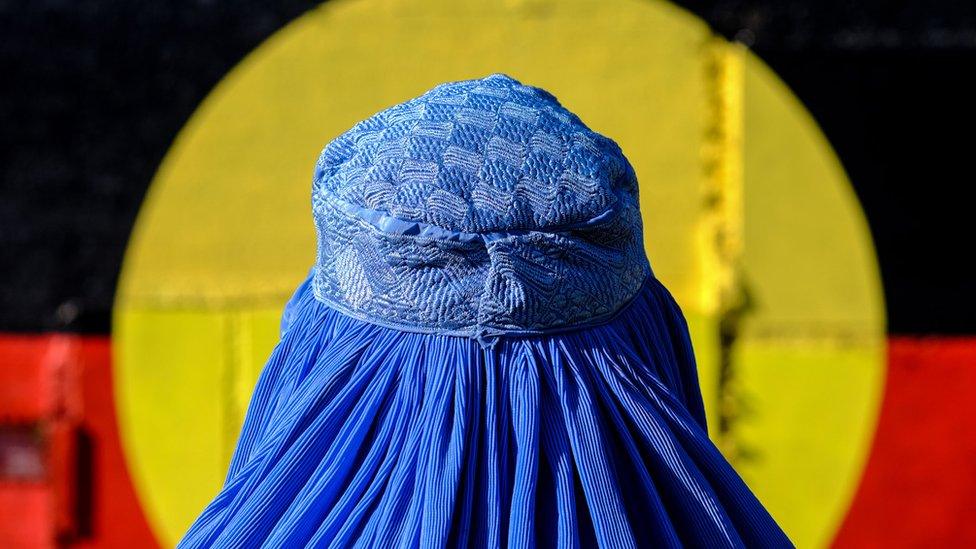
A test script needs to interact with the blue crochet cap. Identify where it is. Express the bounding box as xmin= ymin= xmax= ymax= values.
xmin=311 ymin=74 xmax=650 ymax=338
